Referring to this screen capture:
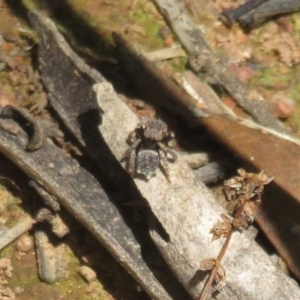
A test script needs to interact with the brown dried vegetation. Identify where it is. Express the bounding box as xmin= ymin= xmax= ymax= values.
xmin=199 ymin=169 xmax=273 ymax=300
